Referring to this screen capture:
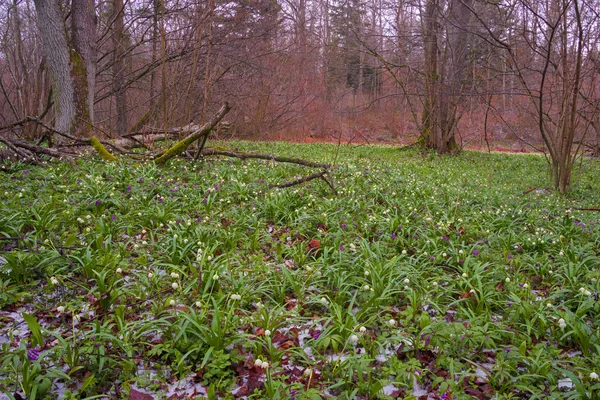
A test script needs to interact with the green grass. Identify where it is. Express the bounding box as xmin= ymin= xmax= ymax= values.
xmin=1 ymin=141 xmax=600 ymax=399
